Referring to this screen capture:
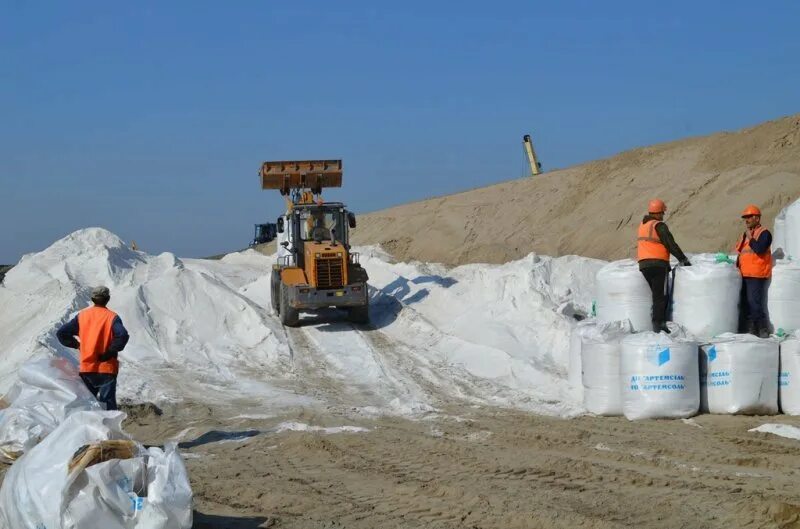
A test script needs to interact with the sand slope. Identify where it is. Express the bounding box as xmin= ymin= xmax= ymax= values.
xmin=354 ymin=114 xmax=800 ymax=265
